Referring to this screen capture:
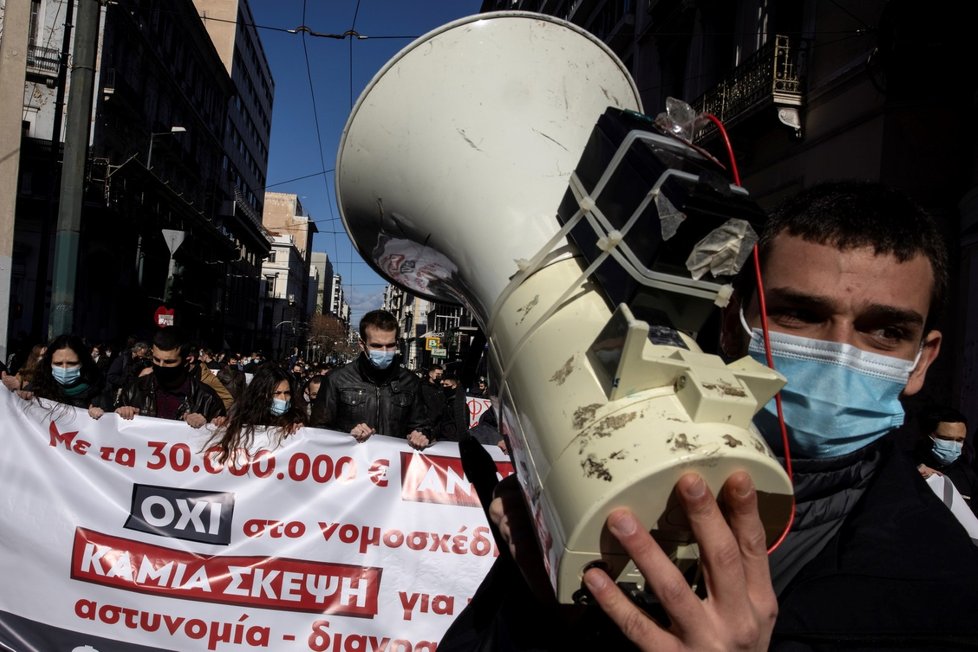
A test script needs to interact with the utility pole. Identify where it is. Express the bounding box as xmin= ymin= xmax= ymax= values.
xmin=50 ymin=0 xmax=101 ymax=338
xmin=34 ymin=0 xmax=76 ymax=343
xmin=0 ymin=0 xmax=31 ymax=364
